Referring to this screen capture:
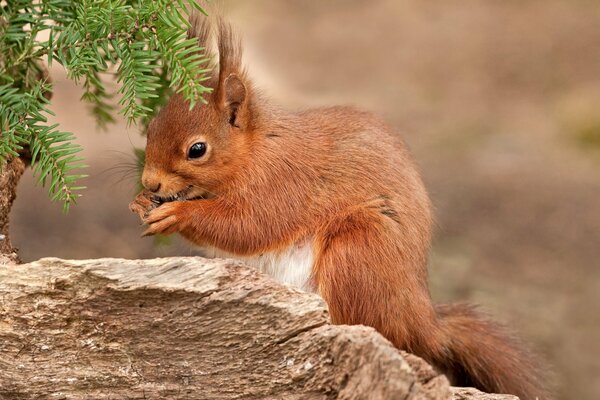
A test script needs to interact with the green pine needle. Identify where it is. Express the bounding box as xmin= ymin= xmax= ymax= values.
xmin=0 ymin=0 xmax=210 ymax=210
